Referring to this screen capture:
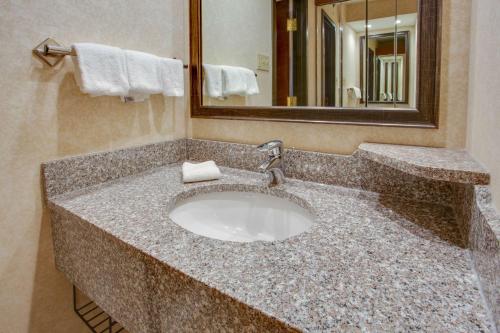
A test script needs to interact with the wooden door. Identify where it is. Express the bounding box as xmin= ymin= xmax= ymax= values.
xmin=274 ymin=0 xmax=308 ymax=106
xmin=274 ymin=0 xmax=290 ymax=106
xmin=322 ymin=11 xmax=336 ymax=106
